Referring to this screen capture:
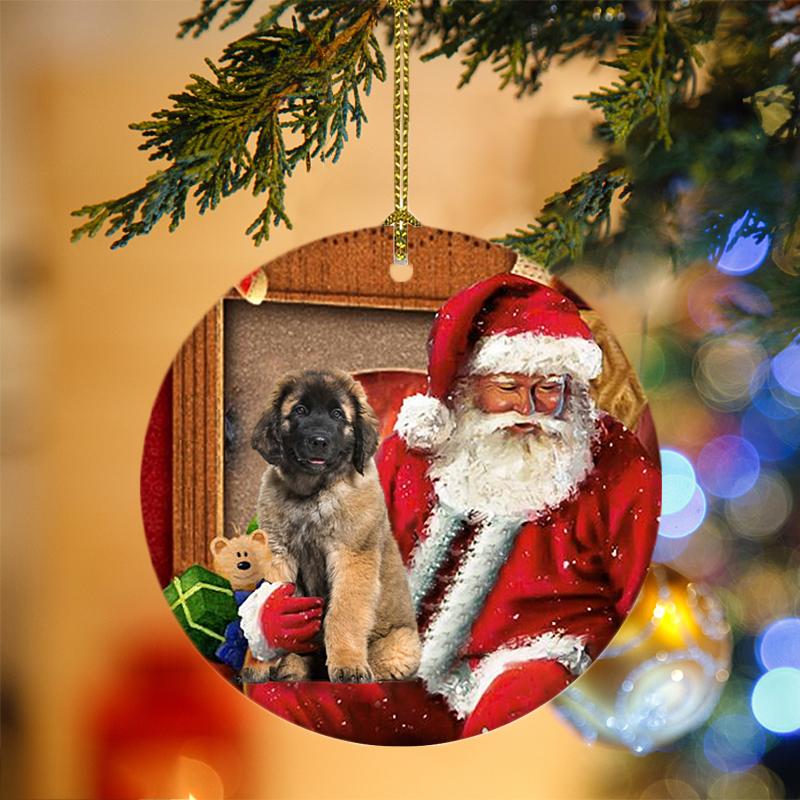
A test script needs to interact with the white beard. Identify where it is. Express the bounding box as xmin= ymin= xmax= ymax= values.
xmin=428 ymin=386 xmax=599 ymax=519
